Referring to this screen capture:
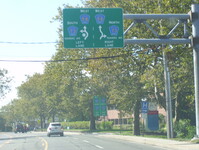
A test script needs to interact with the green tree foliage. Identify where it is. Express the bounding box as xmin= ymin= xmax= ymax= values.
xmin=174 ymin=119 xmax=196 ymax=138
xmin=1 ymin=98 xmax=31 ymax=124
xmin=17 ymin=73 xmax=49 ymax=128
xmin=0 ymin=112 xmax=6 ymax=131
xmin=0 ymin=69 xmax=12 ymax=99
